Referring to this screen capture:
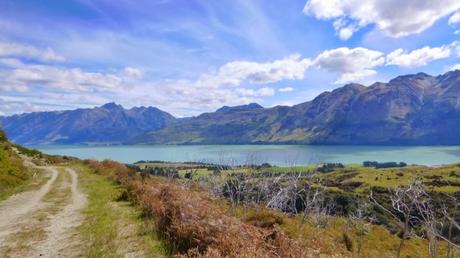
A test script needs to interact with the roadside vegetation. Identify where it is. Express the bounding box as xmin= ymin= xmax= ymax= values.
xmin=88 ymin=159 xmax=460 ymax=257
xmin=76 ymin=163 xmax=168 ymax=258
xmin=1 ymin=133 xmax=459 ymax=257
xmin=0 ymin=129 xmax=32 ymax=200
